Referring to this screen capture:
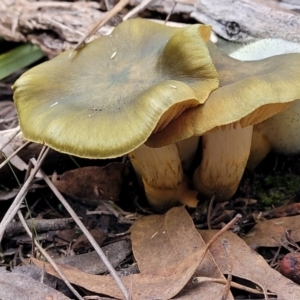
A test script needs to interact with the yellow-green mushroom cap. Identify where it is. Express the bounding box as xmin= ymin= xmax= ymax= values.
xmin=147 ymin=42 xmax=300 ymax=147
xmin=13 ymin=19 xmax=218 ymax=159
